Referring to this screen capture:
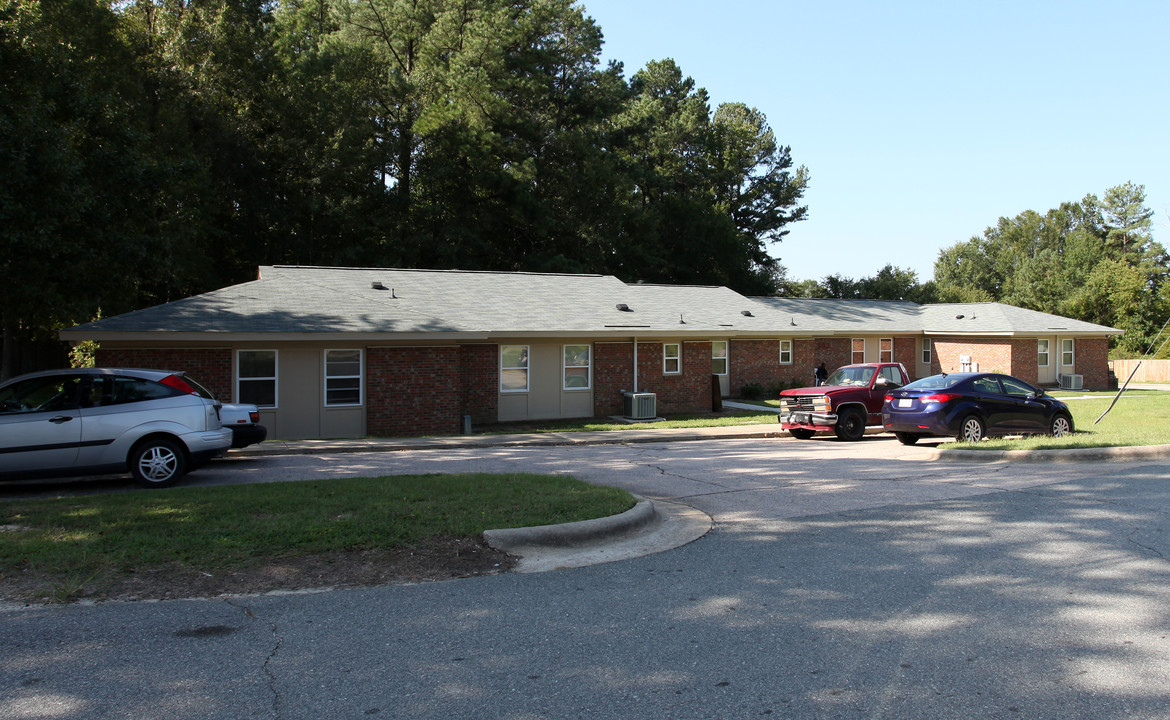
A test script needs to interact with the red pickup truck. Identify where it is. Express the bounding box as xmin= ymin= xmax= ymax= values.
xmin=779 ymin=363 xmax=910 ymax=441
